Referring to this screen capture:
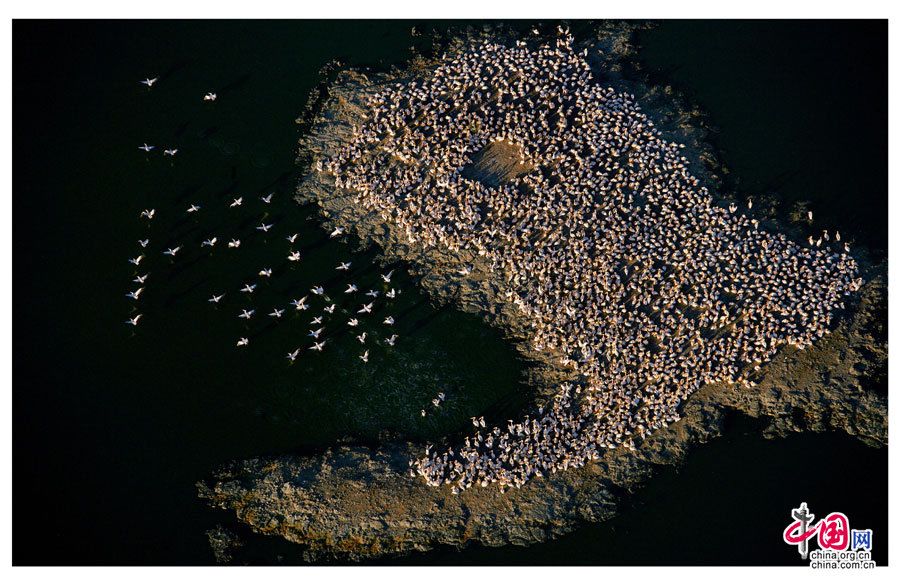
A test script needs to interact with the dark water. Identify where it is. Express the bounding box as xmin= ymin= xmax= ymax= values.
xmin=13 ymin=20 xmax=886 ymax=565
